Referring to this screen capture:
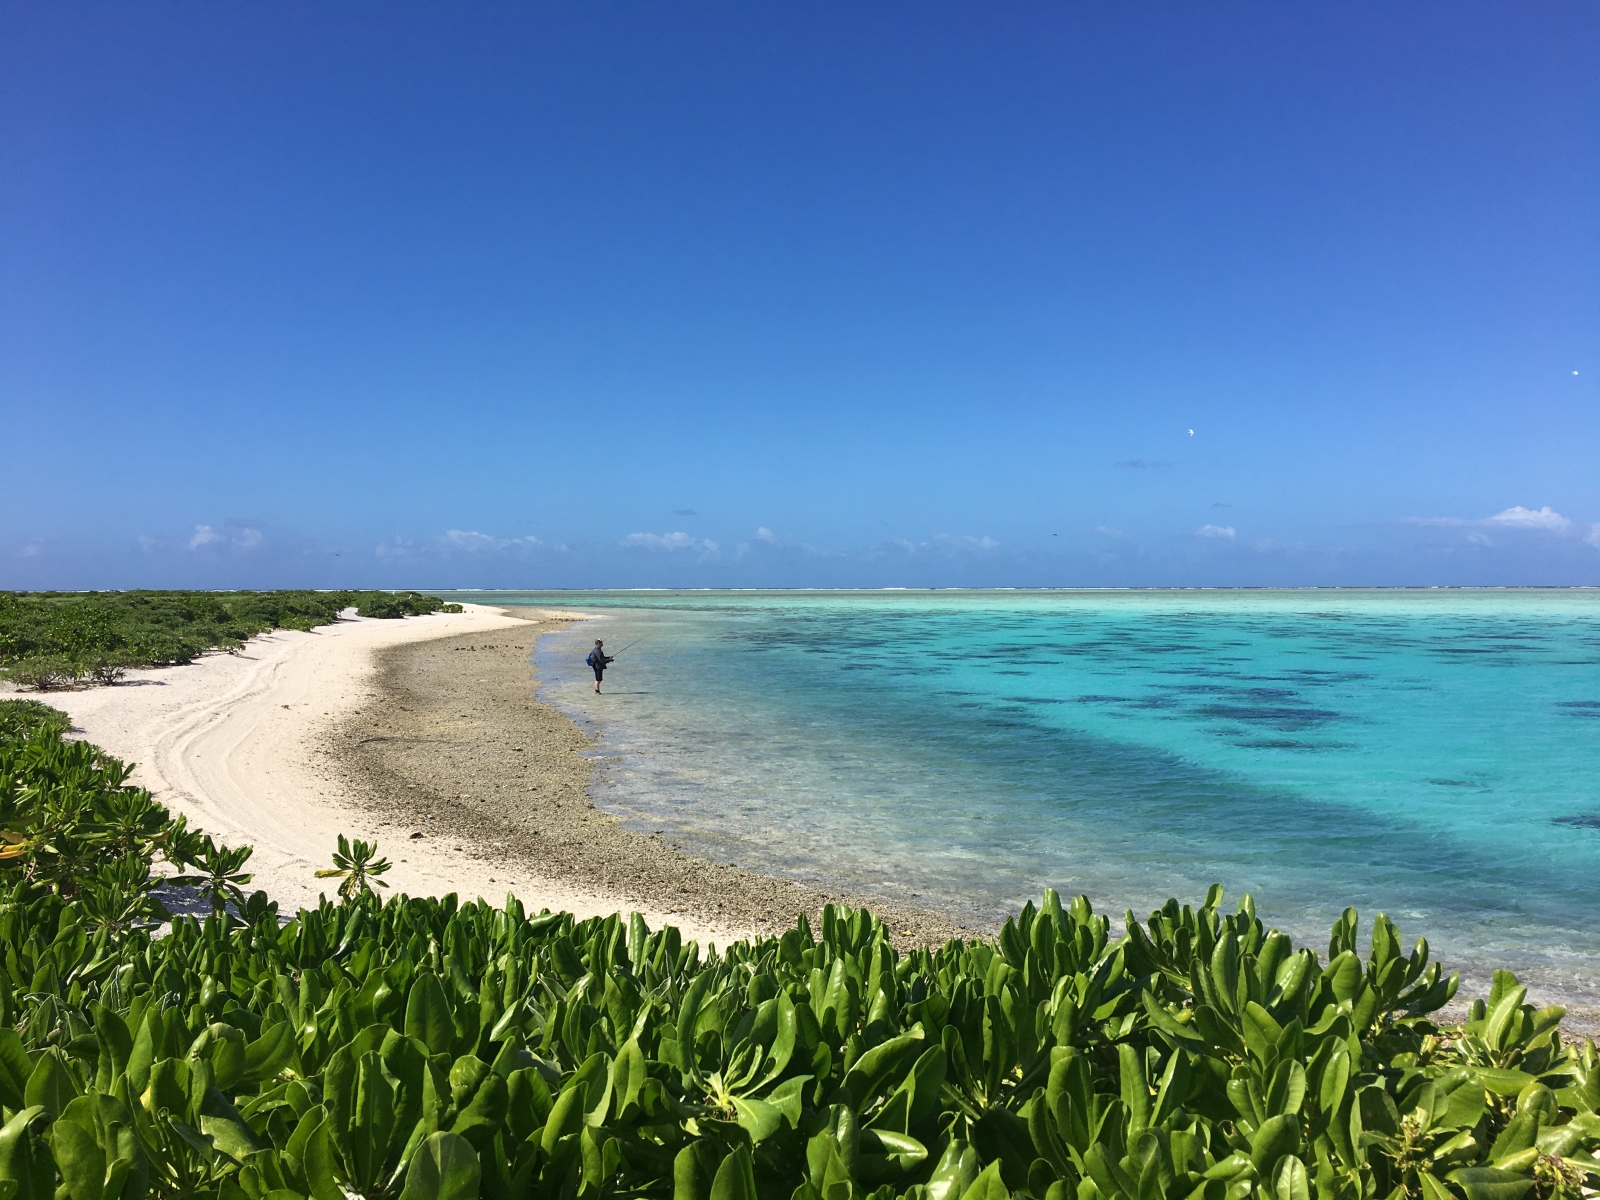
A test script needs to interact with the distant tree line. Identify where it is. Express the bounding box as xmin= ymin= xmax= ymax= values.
xmin=0 ymin=590 xmax=460 ymax=689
